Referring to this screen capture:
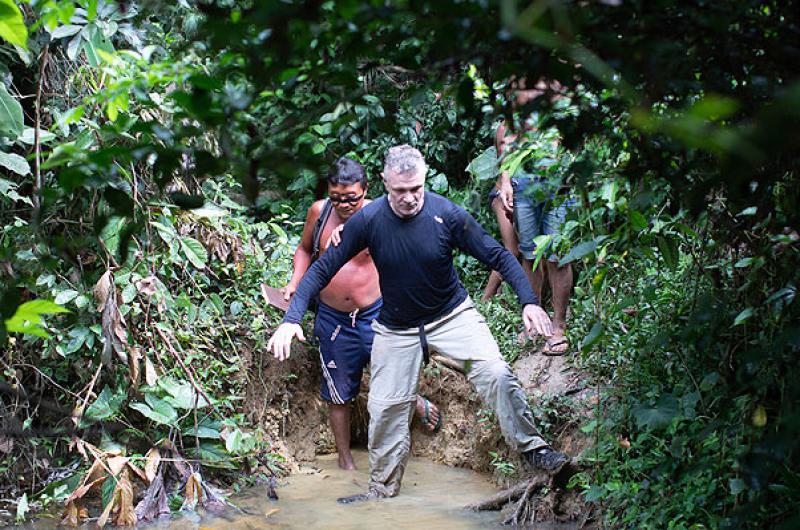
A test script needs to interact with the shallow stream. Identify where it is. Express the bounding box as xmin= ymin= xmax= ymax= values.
xmin=182 ymin=450 xmax=502 ymax=530
xmin=16 ymin=451 xmax=502 ymax=529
